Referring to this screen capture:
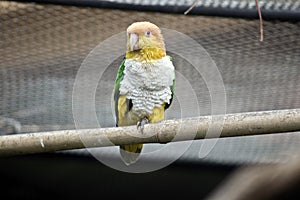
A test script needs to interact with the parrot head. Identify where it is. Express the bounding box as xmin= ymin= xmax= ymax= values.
xmin=125 ymin=21 xmax=166 ymax=61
